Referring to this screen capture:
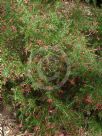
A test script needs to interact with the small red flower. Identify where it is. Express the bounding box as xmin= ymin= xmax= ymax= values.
xmin=96 ymin=104 xmax=102 ymax=111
